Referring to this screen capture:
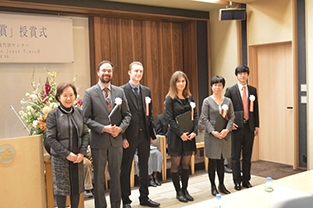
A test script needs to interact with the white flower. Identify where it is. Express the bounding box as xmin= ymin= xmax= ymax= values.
xmin=222 ymin=104 xmax=229 ymax=111
xmin=19 ymin=110 xmax=25 ymax=116
xmin=25 ymin=93 xmax=30 ymax=97
xmin=249 ymin=95 xmax=256 ymax=101
xmin=115 ymin=97 xmax=122 ymax=105
xmin=26 ymin=106 xmax=33 ymax=112
xmin=29 ymin=94 xmax=38 ymax=101
xmin=145 ymin=97 xmax=151 ymax=104
xmin=42 ymin=106 xmax=52 ymax=114
xmin=190 ymin=102 xmax=196 ymax=109
xmin=50 ymin=102 xmax=58 ymax=109
xmin=32 ymin=120 xmax=38 ymax=128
